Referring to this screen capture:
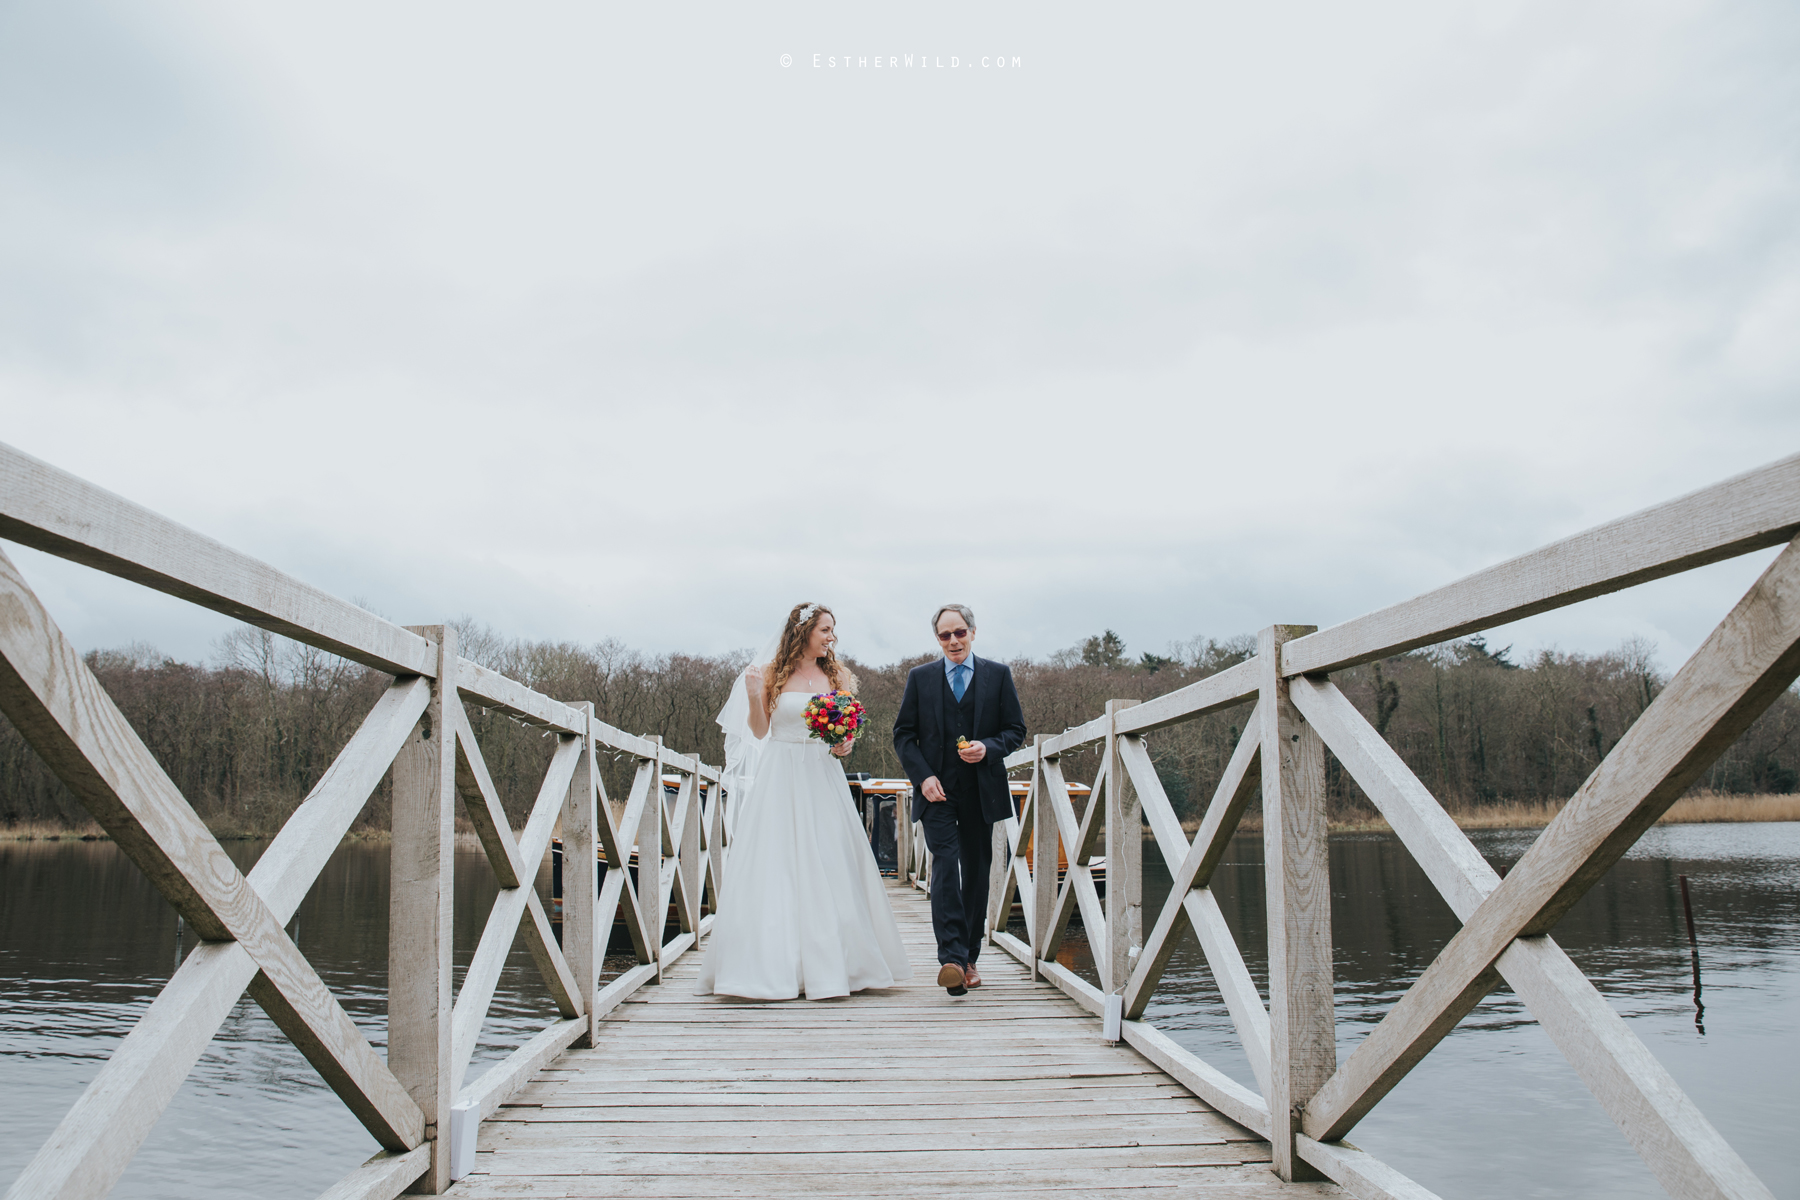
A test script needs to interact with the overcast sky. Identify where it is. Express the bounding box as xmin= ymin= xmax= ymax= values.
xmin=2 ymin=0 xmax=1797 ymax=673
